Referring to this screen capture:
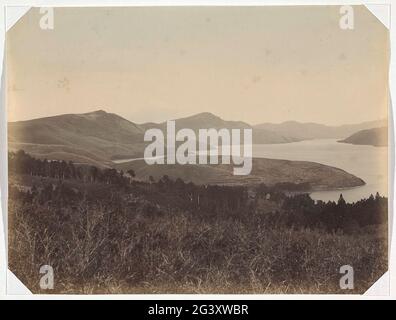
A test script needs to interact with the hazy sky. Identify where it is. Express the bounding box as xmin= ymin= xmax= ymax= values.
xmin=7 ymin=6 xmax=389 ymax=125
